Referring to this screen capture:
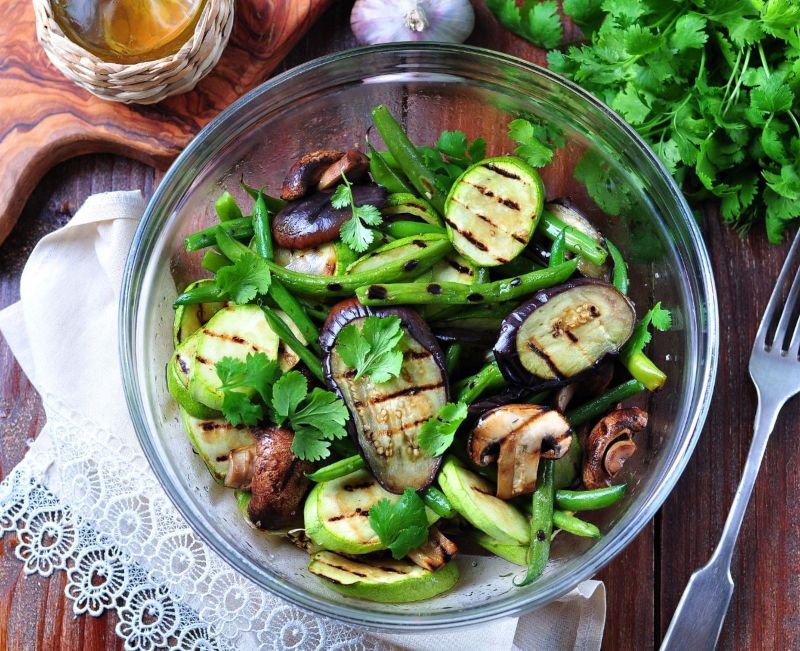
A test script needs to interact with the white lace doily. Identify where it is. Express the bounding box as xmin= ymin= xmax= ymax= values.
xmin=0 ymin=395 xmax=382 ymax=651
